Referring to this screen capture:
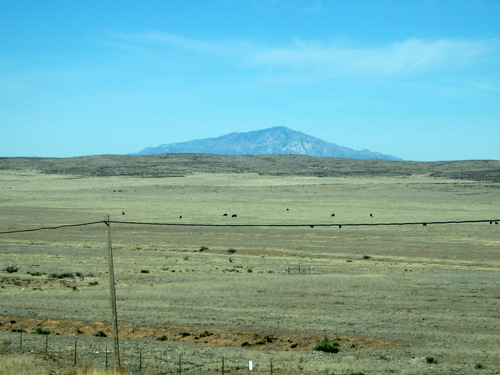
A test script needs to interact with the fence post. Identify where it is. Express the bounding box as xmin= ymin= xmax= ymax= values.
xmin=221 ymin=356 xmax=224 ymax=375
xmin=105 ymin=345 xmax=108 ymax=370
xmin=139 ymin=347 xmax=142 ymax=373
xmin=270 ymin=359 xmax=273 ymax=375
xmin=45 ymin=334 xmax=49 ymax=355
xmin=178 ymin=352 xmax=182 ymax=375
xmin=19 ymin=331 xmax=22 ymax=350
xmin=74 ymin=337 xmax=77 ymax=366
xmin=105 ymin=214 xmax=121 ymax=370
